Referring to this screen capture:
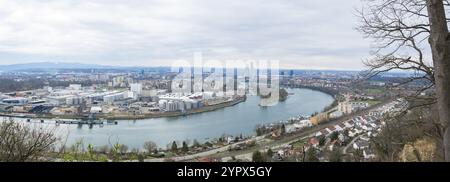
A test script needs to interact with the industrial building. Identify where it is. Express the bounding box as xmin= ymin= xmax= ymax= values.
xmin=157 ymin=92 xmax=205 ymax=112
xmin=1 ymin=97 xmax=29 ymax=106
